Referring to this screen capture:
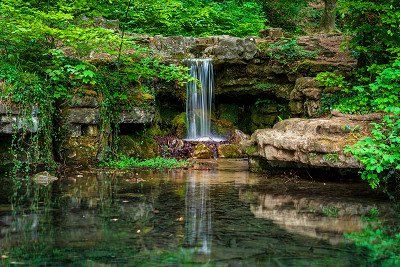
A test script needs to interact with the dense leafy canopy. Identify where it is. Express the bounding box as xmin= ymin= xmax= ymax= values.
xmin=0 ymin=0 xmax=400 ymax=265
